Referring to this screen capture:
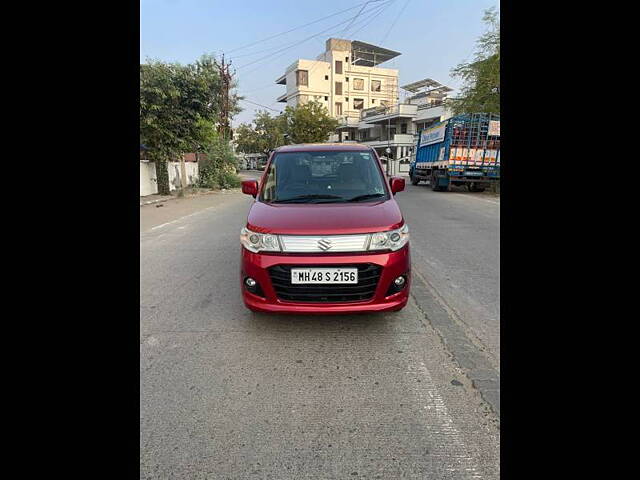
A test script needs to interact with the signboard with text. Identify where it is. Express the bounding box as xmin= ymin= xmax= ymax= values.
xmin=419 ymin=123 xmax=447 ymax=146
